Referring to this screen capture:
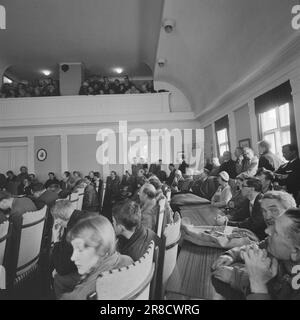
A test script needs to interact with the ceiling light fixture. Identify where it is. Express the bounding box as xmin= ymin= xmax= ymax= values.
xmin=157 ymin=58 xmax=167 ymax=67
xmin=114 ymin=68 xmax=123 ymax=74
xmin=41 ymin=70 xmax=51 ymax=76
